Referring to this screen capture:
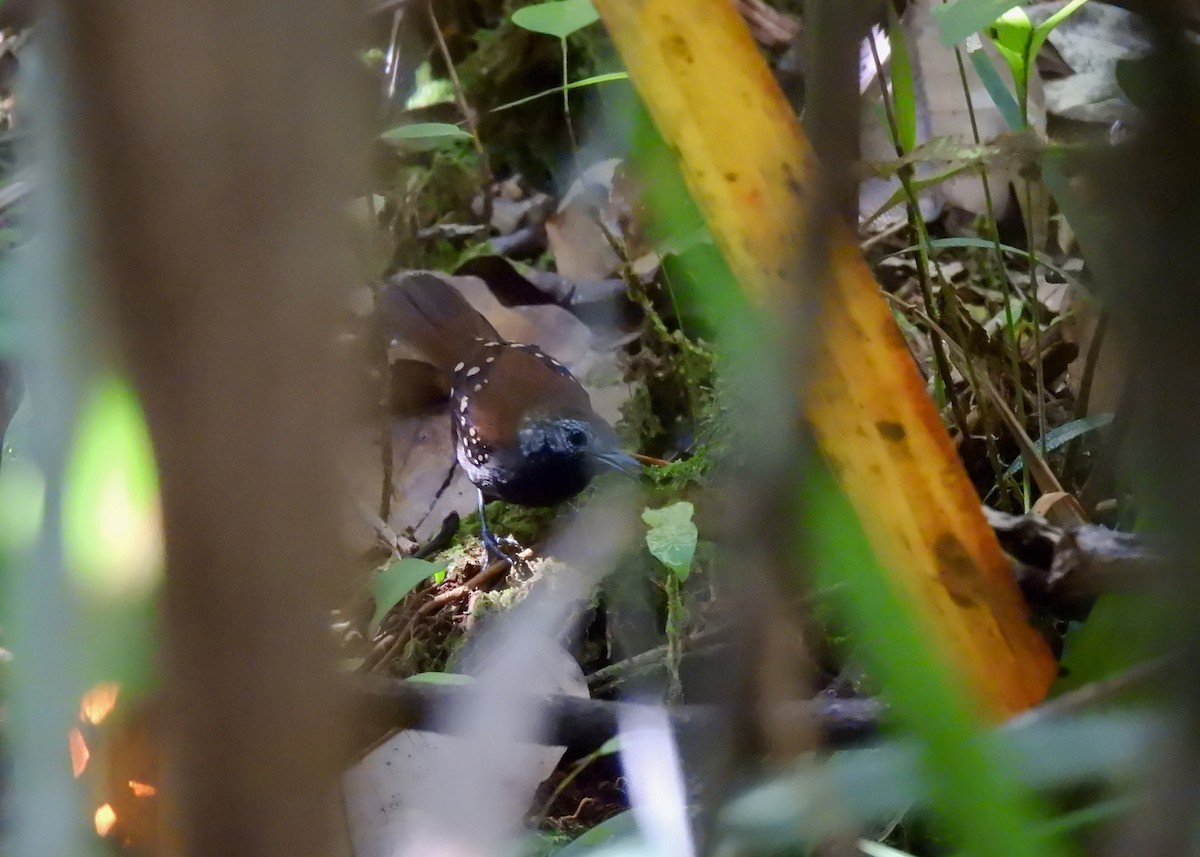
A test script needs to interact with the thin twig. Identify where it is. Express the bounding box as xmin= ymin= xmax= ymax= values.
xmin=1063 ymin=311 xmax=1109 ymax=479
xmin=587 ymin=629 xmax=724 ymax=690
xmin=951 ymin=41 xmax=1033 ymax=510
xmin=367 ymin=556 xmax=512 ymax=672
xmin=884 ymin=292 xmax=1068 ymax=499
xmin=427 ymin=0 xmax=494 ymax=223
xmin=560 ymin=37 xmax=578 ymax=151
